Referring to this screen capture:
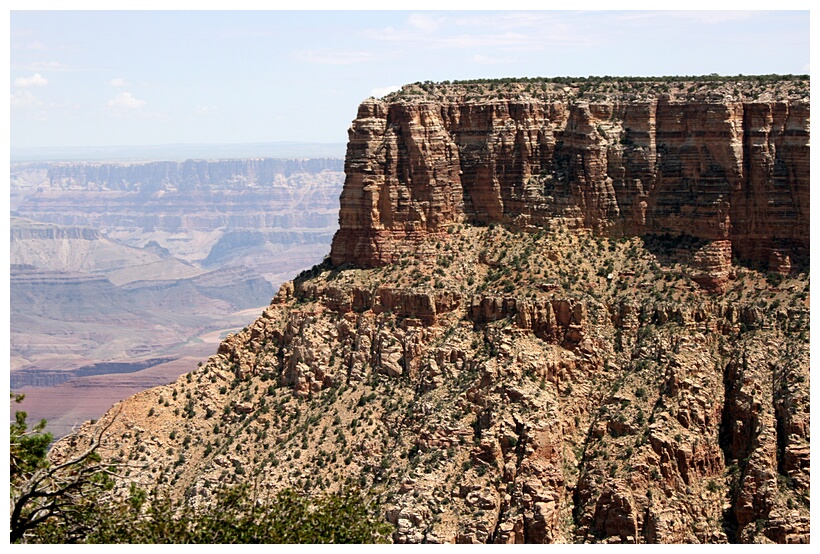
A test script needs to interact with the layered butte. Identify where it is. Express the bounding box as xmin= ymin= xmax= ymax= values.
xmin=331 ymin=79 xmax=808 ymax=268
